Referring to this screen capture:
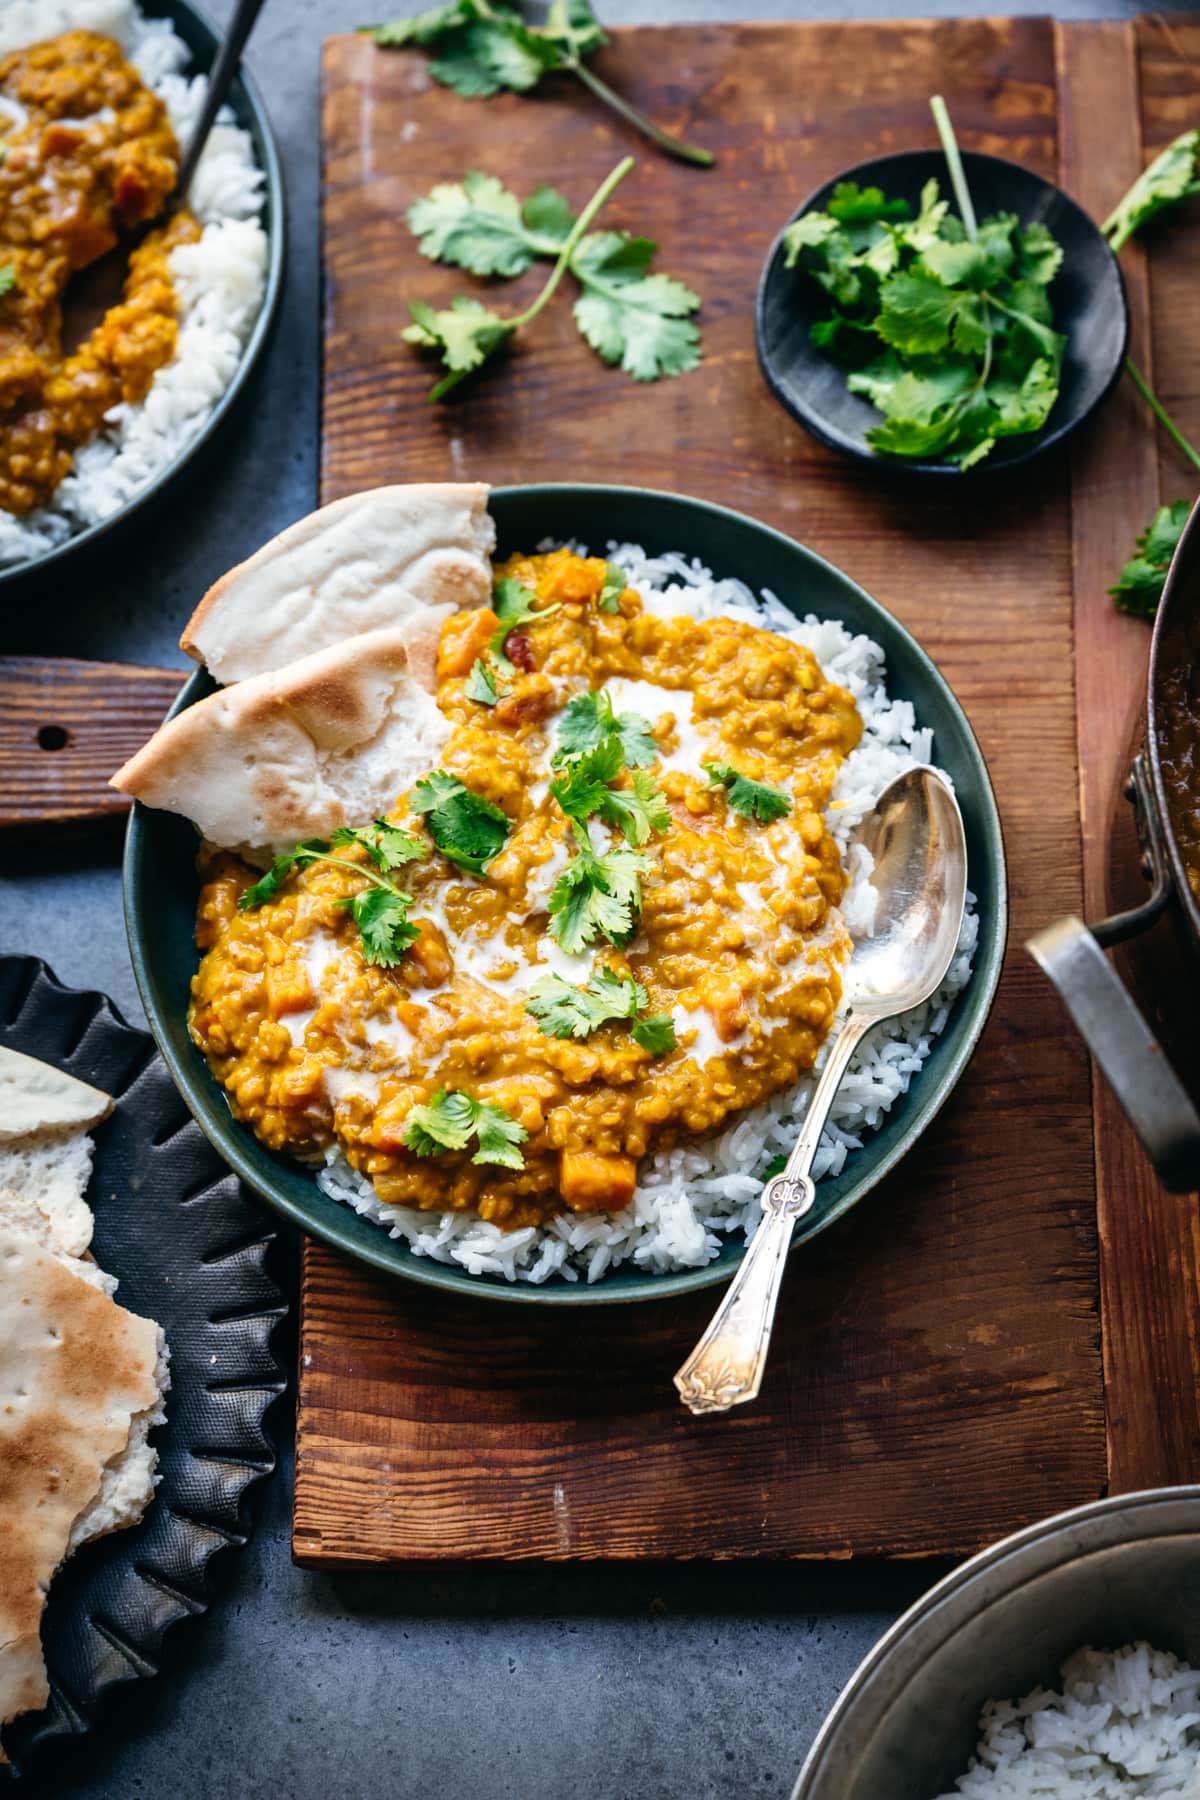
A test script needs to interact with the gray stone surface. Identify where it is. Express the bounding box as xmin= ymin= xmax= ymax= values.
xmin=0 ymin=0 xmax=1163 ymax=1793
